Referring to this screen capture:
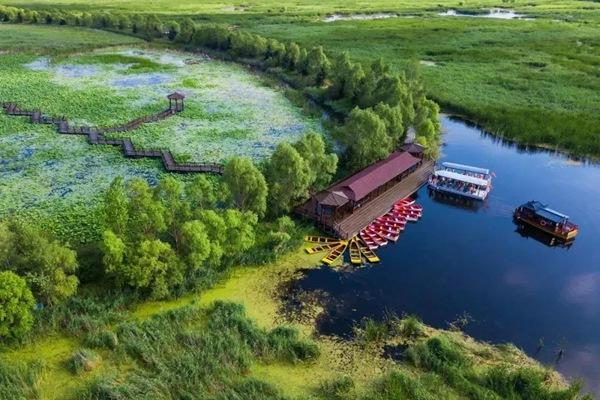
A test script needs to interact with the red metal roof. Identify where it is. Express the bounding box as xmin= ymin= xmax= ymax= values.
xmin=332 ymin=151 xmax=420 ymax=202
